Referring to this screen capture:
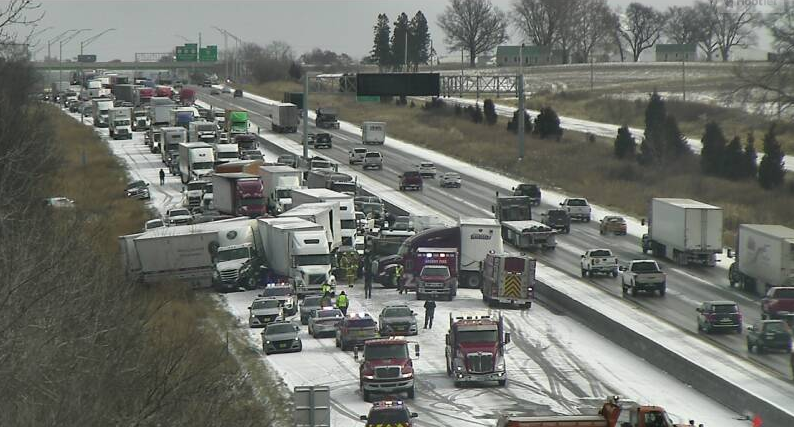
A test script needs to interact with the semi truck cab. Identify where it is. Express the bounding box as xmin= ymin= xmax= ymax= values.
xmin=445 ymin=313 xmax=510 ymax=387
xmin=355 ymin=338 xmax=419 ymax=402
